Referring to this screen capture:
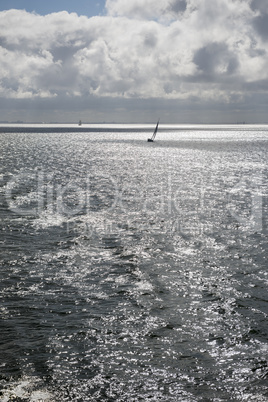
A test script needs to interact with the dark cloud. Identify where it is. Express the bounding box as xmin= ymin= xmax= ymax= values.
xmin=2 ymin=91 xmax=267 ymax=123
xmin=250 ymin=0 xmax=268 ymax=40
xmin=193 ymin=43 xmax=239 ymax=80
xmin=248 ymin=46 xmax=266 ymax=58
xmin=168 ymin=0 xmax=187 ymax=15
xmin=243 ymin=78 xmax=268 ymax=91
xmin=253 ymin=14 xmax=268 ymax=40
xmin=51 ymin=45 xmax=82 ymax=63
xmin=143 ymin=31 xmax=158 ymax=48
xmin=250 ymin=0 xmax=268 ymax=13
